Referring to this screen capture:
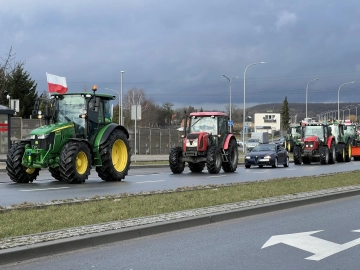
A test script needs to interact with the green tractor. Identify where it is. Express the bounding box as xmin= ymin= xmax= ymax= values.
xmin=6 ymin=86 xmax=131 ymax=184
xmin=284 ymin=124 xmax=303 ymax=152
xmin=328 ymin=121 xmax=353 ymax=162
